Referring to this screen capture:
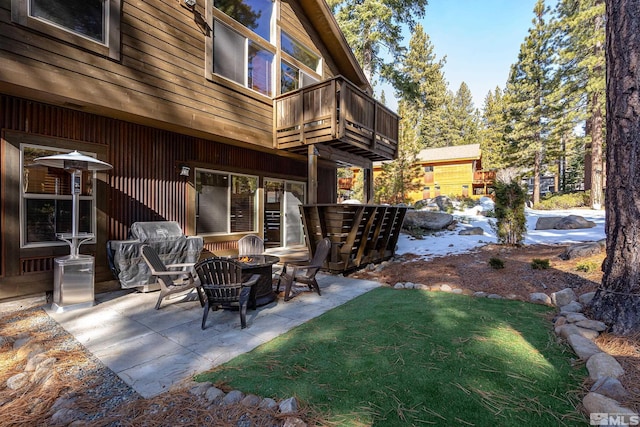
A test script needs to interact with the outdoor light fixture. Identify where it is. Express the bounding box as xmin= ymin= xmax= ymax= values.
xmin=183 ymin=0 xmax=196 ymax=8
xmin=180 ymin=165 xmax=191 ymax=177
